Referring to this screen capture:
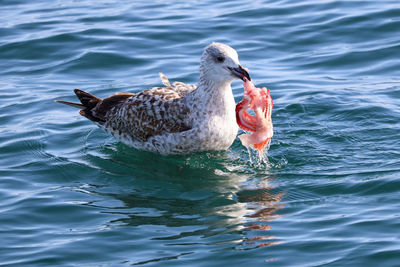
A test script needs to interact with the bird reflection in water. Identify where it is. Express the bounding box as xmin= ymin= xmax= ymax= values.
xmin=237 ymin=183 xmax=285 ymax=248
xmin=76 ymin=146 xmax=286 ymax=262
